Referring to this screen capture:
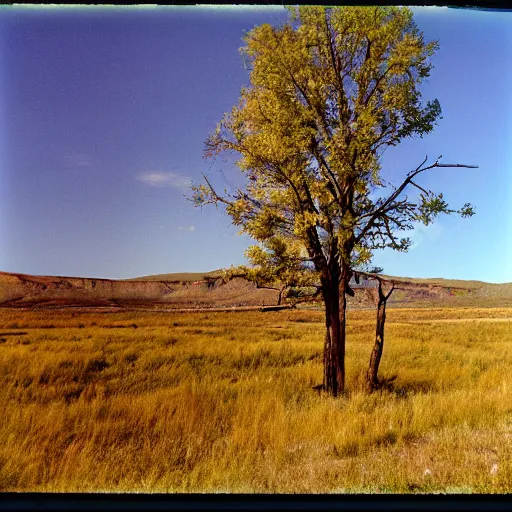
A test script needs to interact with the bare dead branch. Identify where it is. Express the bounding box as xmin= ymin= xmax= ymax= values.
xmin=385 ymin=283 xmax=395 ymax=300
xmin=434 ymin=164 xmax=479 ymax=168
